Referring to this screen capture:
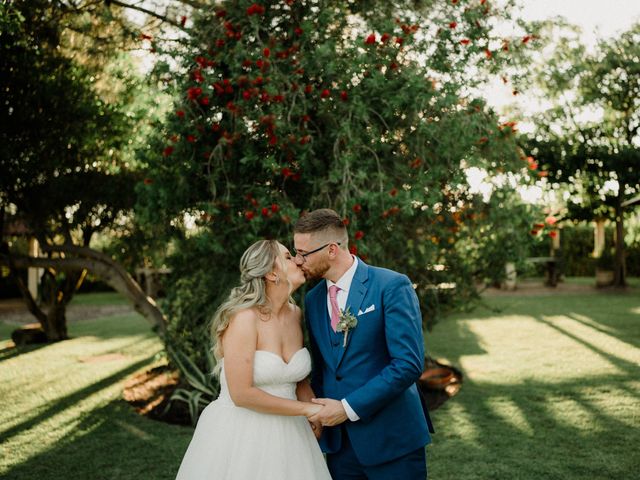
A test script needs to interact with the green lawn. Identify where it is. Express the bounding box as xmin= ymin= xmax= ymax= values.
xmin=426 ymin=291 xmax=640 ymax=480
xmin=1 ymin=291 xmax=638 ymax=479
